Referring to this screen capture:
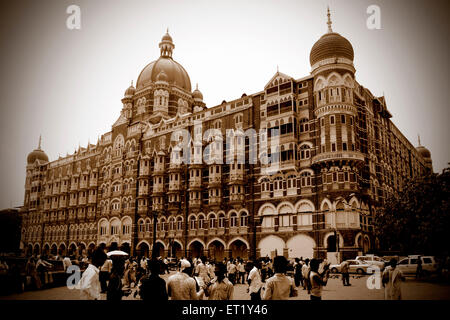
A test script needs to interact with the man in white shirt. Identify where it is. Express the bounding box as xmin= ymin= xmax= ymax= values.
xmin=167 ymin=259 xmax=203 ymax=300
xmin=262 ymin=256 xmax=297 ymax=300
xmin=63 ymin=256 xmax=72 ymax=272
xmin=247 ymin=261 xmax=262 ymax=301
xmin=78 ymin=248 xmax=107 ymax=300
